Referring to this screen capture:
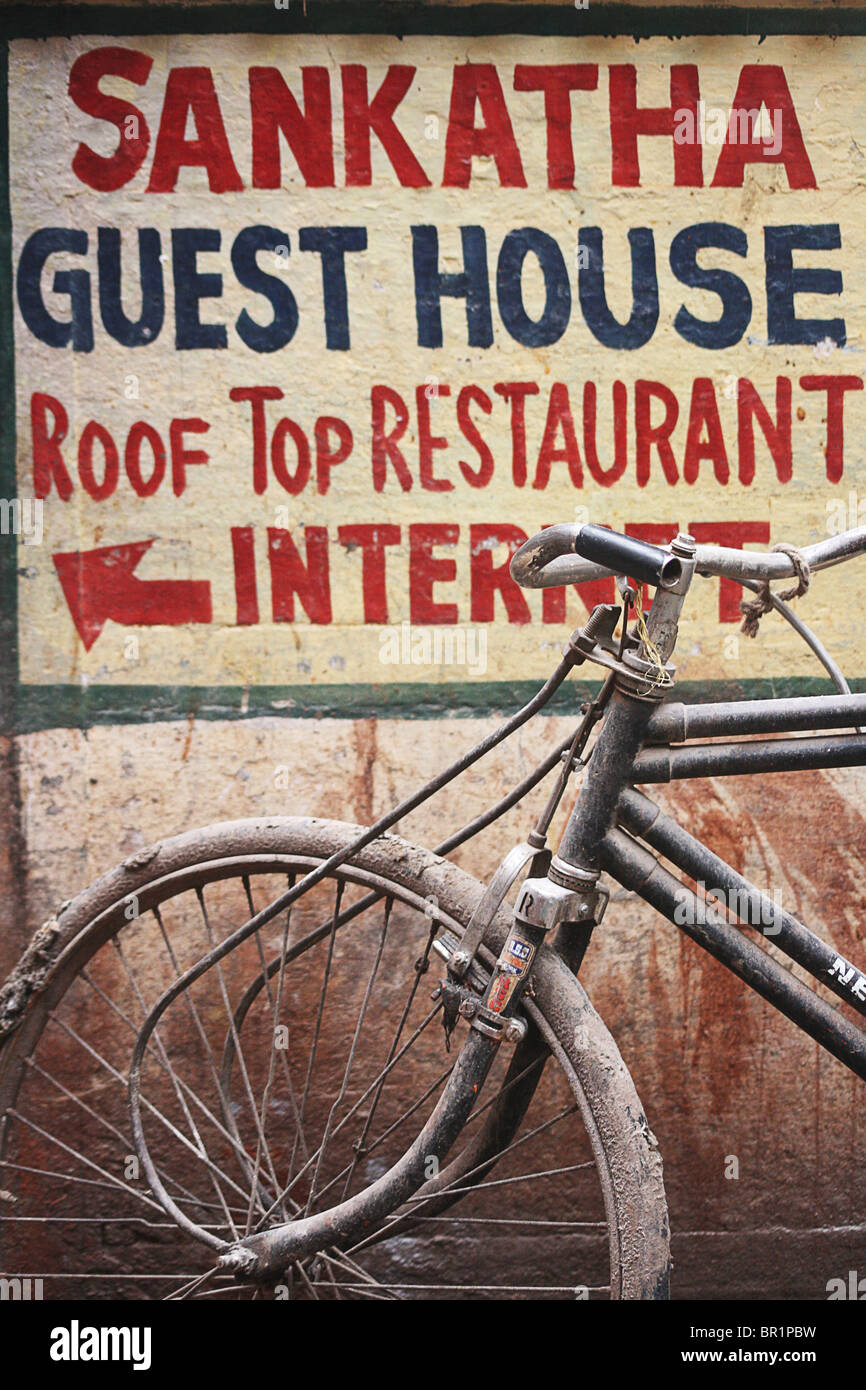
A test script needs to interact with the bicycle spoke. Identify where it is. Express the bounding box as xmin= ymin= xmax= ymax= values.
xmin=163 ymin=1266 xmax=221 ymax=1302
xmin=196 ymin=887 xmax=284 ymax=1217
xmin=346 ymin=1103 xmax=586 ymax=1256
xmin=46 ymin=1013 xmax=258 ymax=1213
xmin=110 ymin=934 xmax=241 ymax=1240
xmin=24 ymin=1273 xmax=238 ymax=1283
xmin=1 ymin=1215 xmax=239 ymax=1229
xmin=320 ymin=1248 xmax=404 ymax=1301
xmin=311 ymin=1280 xmax=608 ymax=1296
xmin=0 ymin=1160 xmax=245 ymax=1215
xmin=19 ymin=1057 xmax=230 ymax=1219
xmin=271 ymin=1005 xmax=447 ymax=1219
xmin=460 ymin=1053 xmax=548 ymax=1130
xmin=287 ymin=879 xmax=344 ymax=1191
xmin=78 ymin=968 xmax=272 ymax=1204
xmin=7 ymin=1111 xmax=166 ymax=1215
xmin=309 ymin=1264 xmax=395 ymax=1301
xmin=394 ymin=1215 xmax=605 ymax=1228
xmin=187 ymin=1284 xmax=258 ymax=1299
xmin=303 ymin=895 xmax=392 ymax=1215
xmin=295 ymin=1260 xmax=321 ymax=1301
xmin=338 ymin=916 xmax=440 ymax=1201
xmin=150 ymin=903 xmax=263 ymax=1199
xmin=242 ymin=874 xmax=308 ymax=1232
xmin=308 ymin=1058 xmax=452 ymax=1213
xmin=404 ymin=1162 xmax=594 ymax=1199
